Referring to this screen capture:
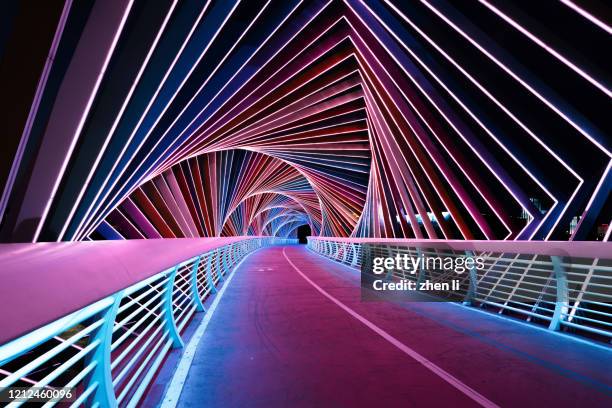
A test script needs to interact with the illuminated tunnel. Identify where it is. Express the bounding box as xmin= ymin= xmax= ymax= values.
xmin=0 ymin=1 xmax=610 ymax=407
